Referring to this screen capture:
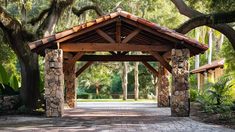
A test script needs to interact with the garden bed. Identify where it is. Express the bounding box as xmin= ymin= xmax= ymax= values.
xmin=190 ymin=102 xmax=235 ymax=129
